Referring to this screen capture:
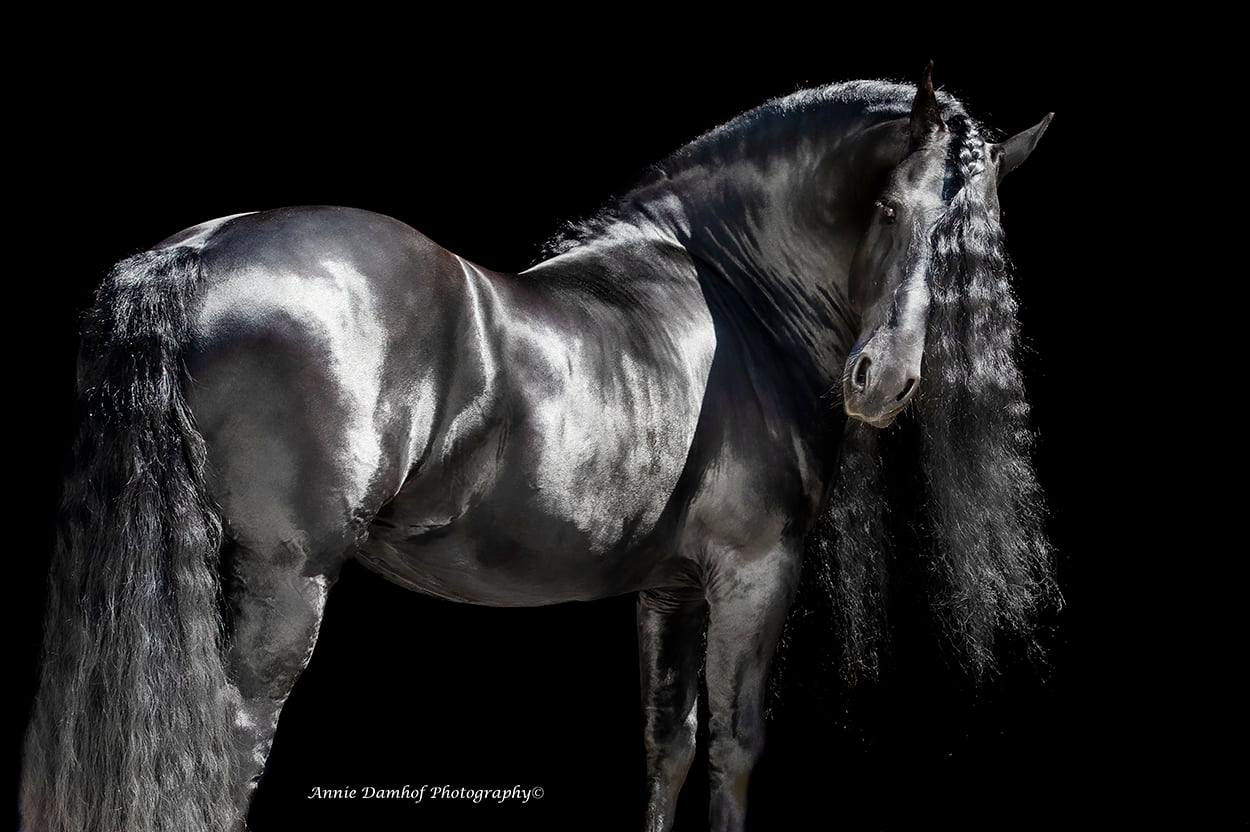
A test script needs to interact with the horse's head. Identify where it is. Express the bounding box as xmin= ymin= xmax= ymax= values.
xmin=842 ymin=63 xmax=1051 ymax=428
